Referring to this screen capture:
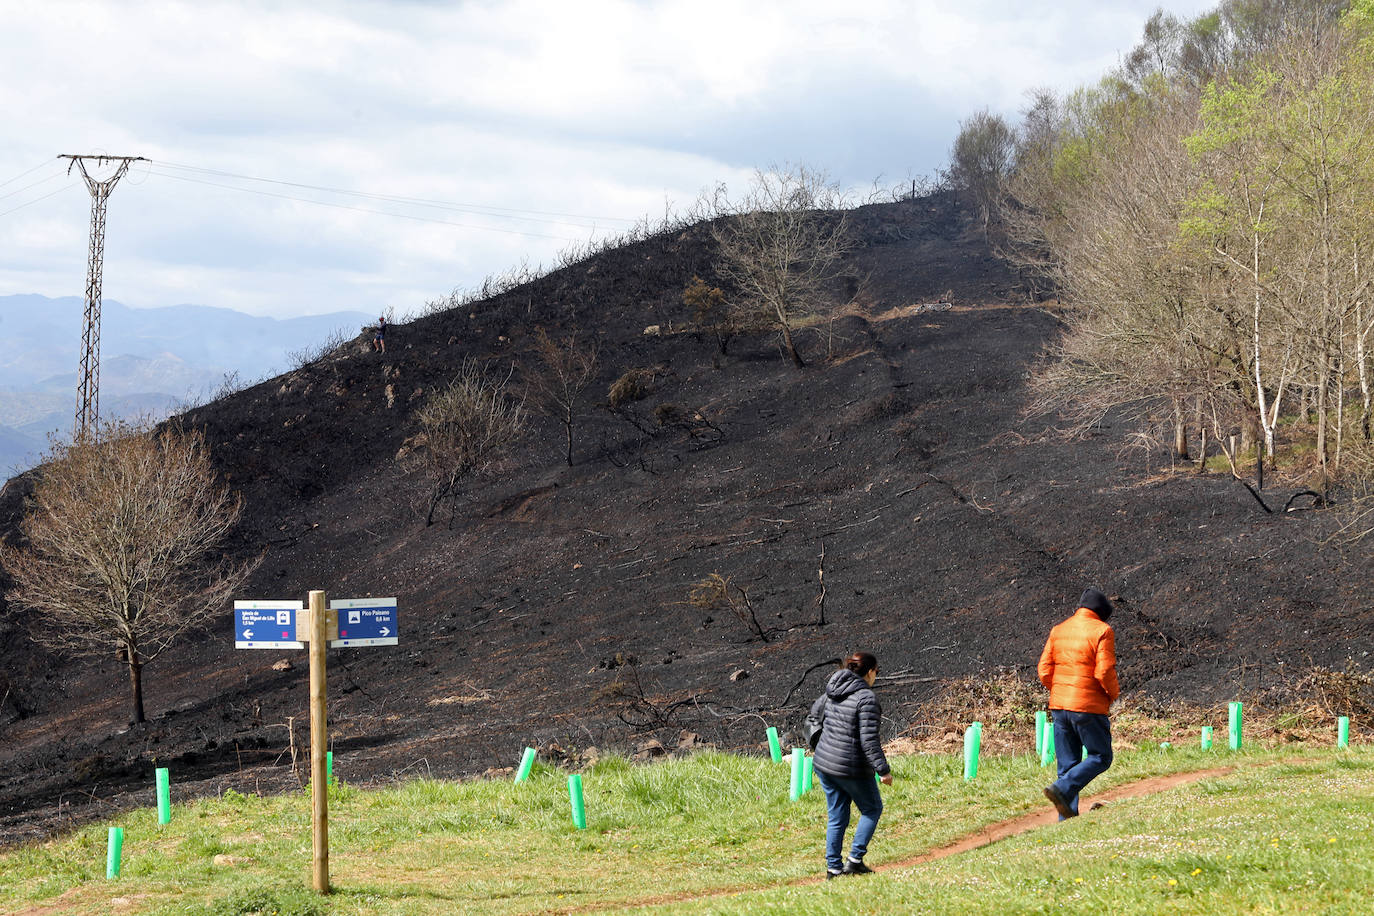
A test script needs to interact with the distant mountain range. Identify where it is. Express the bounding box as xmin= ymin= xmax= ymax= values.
xmin=0 ymin=295 xmax=373 ymax=476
